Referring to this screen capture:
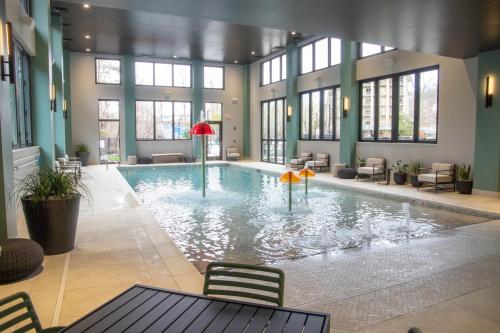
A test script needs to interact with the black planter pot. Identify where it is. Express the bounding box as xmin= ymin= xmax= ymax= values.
xmin=409 ymin=175 xmax=419 ymax=187
xmin=393 ymin=172 xmax=407 ymax=185
xmin=457 ymin=180 xmax=473 ymax=194
xmin=75 ymin=151 xmax=90 ymax=166
xmin=21 ymin=194 xmax=81 ymax=255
